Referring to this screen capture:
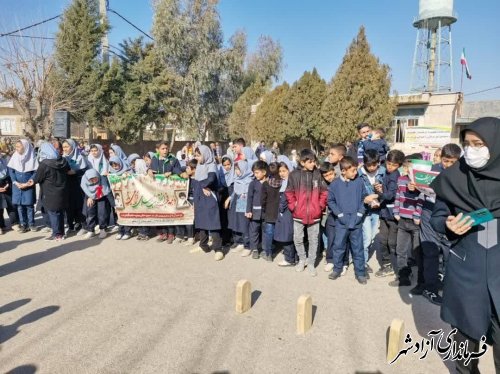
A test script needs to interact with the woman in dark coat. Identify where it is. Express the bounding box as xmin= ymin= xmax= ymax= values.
xmin=193 ymin=145 xmax=224 ymax=261
xmin=29 ymin=142 xmax=70 ymax=240
xmin=7 ymin=139 xmax=37 ymax=232
xmin=62 ymin=139 xmax=88 ymax=234
xmin=430 ymin=117 xmax=500 ymax=373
